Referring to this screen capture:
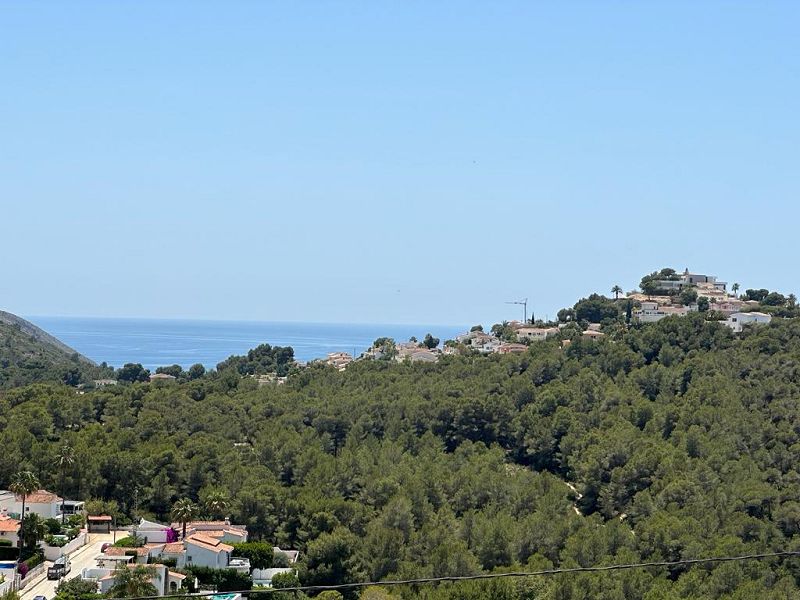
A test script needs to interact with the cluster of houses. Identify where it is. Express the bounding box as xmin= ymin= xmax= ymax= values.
xmin=321 ymin=270 xmax=776 ymax=368
xmin=450 ymin=322 xmax=605 ymax=355
xmin=81 ymin=517 xmax=300 ymax=594
xmin=629 ymin=269 xmax=772 ymax=331
xmin=82 ymin=517 xmax=298 ymax=594
xmin=0 ymin=486 xmax=298 ymax=596
xmin=0 ymin=489 xmax=85 ymax=548
xmin=325 ymin=341 xmax=440 ymax=370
